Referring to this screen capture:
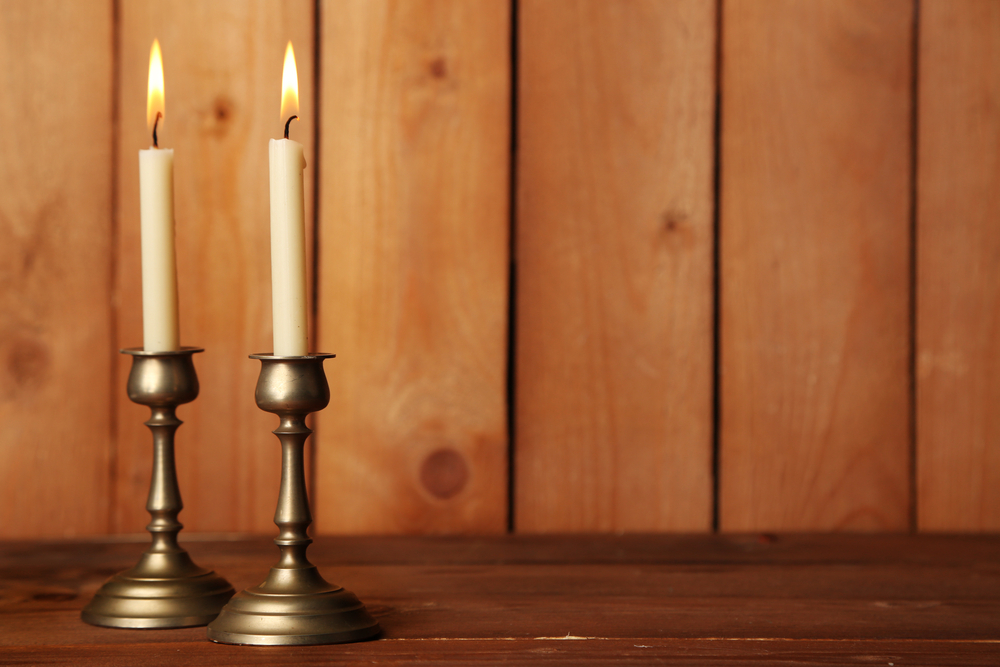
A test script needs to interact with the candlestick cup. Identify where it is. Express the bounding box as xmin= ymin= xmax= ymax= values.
xmin=81 ymin=348 xmax=234 ymax=628
xmin=206 ymin=354 xmax=380 ymax=646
